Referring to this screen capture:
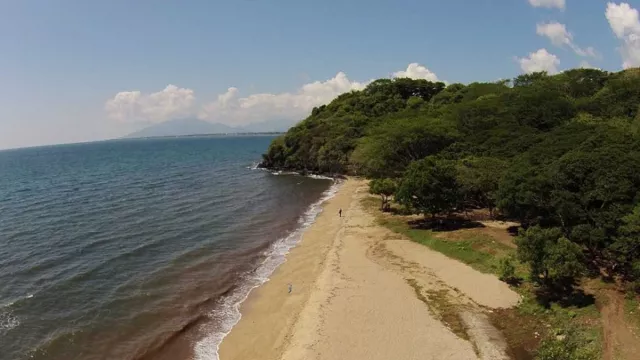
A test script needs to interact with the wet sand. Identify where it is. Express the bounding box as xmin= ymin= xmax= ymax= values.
xmin=218 ymin=179 xmax=521 ymax=360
